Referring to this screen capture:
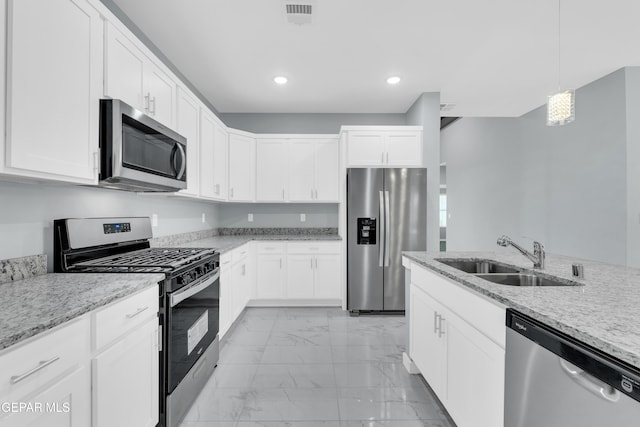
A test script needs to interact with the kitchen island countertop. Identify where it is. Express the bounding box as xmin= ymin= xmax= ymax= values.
xmin=403 ymin=251 xmax=640 ymax=370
